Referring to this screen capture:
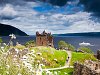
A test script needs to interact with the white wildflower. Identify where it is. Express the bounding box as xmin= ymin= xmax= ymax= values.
xmin=6 ymin=65 xmax=10 ymax=68
xmin=37 ymin=52 xmax=42 ymax=56
xmin=9 ymin=34 xmax=16 ymax=39
xmin=54 ymin=59 xmax=57 ymax=61
xmin=18 ymin=73 xmax=22 ymax=75
xmin=54 ymin=71 xmax=58 ymax=75
xmin=31 ymin=49 xmax=35 ymax=53
xmin=64 ymin=72 xmax=68 ymax=74
xmin=1 ymin=46 xmax=4 ymax=49
xmin=22 ymin=55 xmax=28 ymax=60
xmin=6 ymin=71 xmax=9 ymax=74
